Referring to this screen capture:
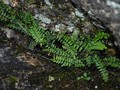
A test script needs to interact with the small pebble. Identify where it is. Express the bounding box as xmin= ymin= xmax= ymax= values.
xmin=95 ymin=85 xmax=98 ymax=89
